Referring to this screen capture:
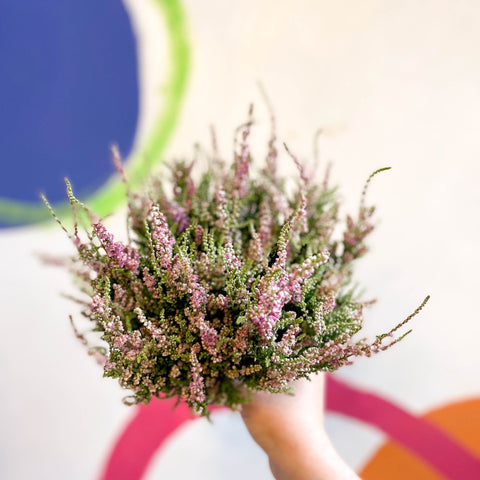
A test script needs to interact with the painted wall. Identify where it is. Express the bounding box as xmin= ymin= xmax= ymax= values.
xmin=1 ymin=1 xmax=479 ymax=478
